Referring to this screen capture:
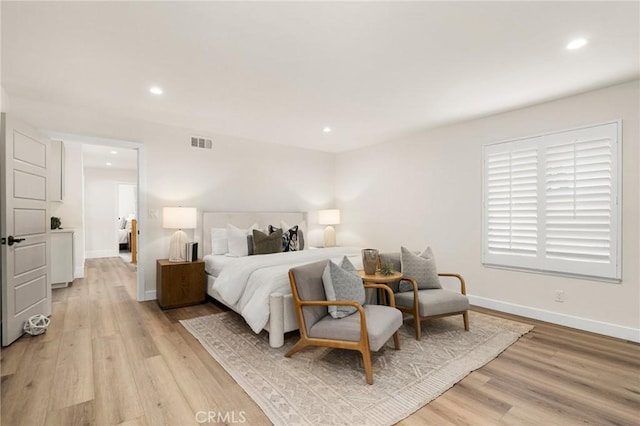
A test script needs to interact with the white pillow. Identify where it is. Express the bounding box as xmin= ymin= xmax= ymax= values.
xmin=226 ymin=223 xmax=259 ymax=257
xmin=281 ymin=220 xmax=307 ymax=250
xmin=211 ymin=228 xmax=228 ymax=255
